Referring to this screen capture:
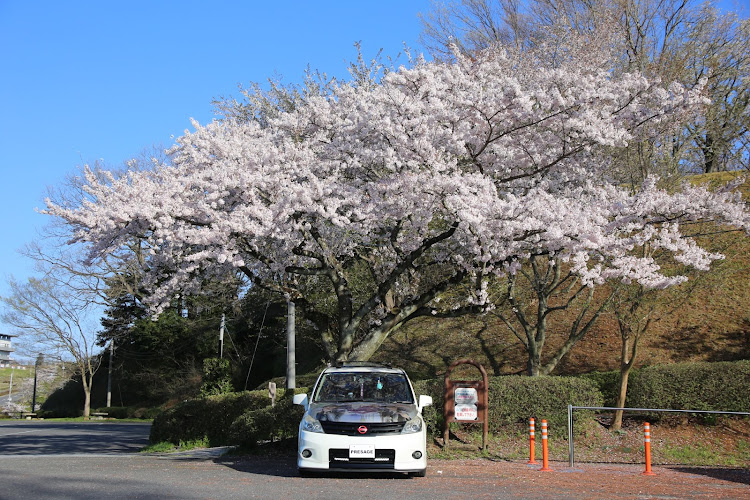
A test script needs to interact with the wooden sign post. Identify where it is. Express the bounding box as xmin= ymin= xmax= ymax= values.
xmin=443 ymin=359 xmax=489 ymax=450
